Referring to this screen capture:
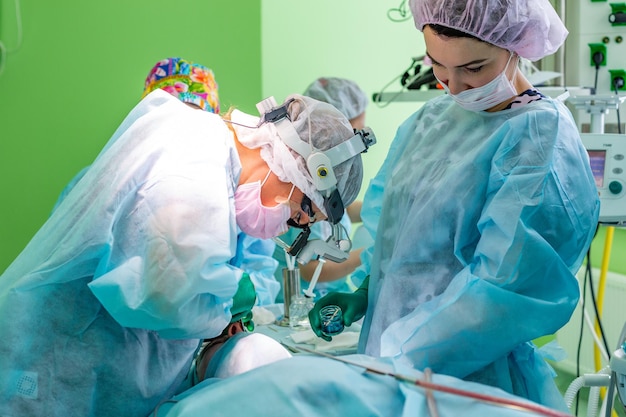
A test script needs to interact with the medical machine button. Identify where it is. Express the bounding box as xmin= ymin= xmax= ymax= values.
xmin=608 ymin=181 xmax=623 ymax=195
xmin=614 ymin=154 xmax=624 ymax=161
xmin=614 ymin=168 xmax=623 ymax=174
